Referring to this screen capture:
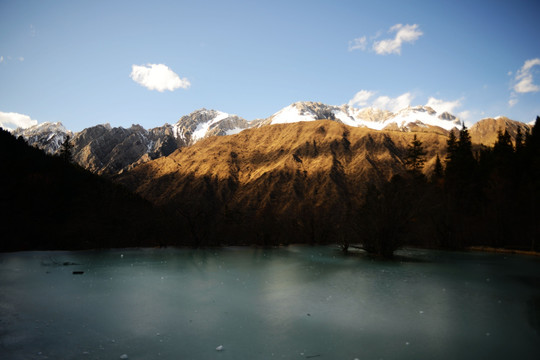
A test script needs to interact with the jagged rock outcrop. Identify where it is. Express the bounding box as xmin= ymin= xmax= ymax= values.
xmin=71 ymin=124 xmax=180 ymax=175
xmin=11 ymin=102 xmax=532 ymax=177
xmin=10 ymin=109 xmax=250 ymax=176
